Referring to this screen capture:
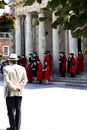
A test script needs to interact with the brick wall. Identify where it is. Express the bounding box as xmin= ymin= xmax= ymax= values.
xmin=0 ymin=38 xmax=10 ymax=60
